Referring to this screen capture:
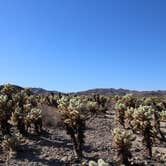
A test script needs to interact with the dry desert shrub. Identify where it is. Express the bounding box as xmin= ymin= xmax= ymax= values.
xmin=40 ymin=105 xmax=63 ymax=128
